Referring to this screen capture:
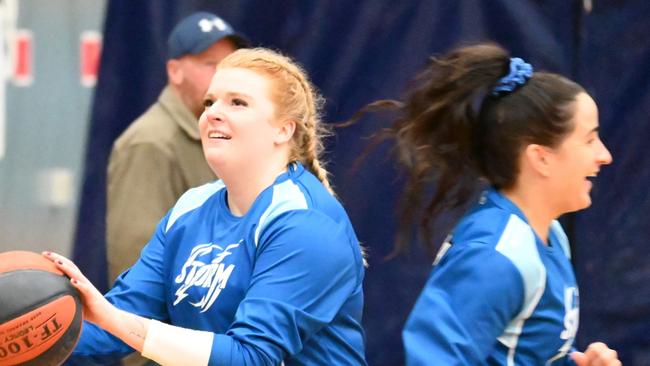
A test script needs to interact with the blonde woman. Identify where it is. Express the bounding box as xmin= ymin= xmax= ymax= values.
xmin=47 ymin=48 xmax=367 ymax=366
